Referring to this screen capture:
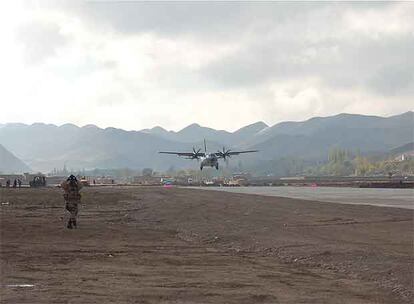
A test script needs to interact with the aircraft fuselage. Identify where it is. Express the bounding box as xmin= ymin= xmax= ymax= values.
xmin=200 ymin=153 xmax=219 ymax=170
